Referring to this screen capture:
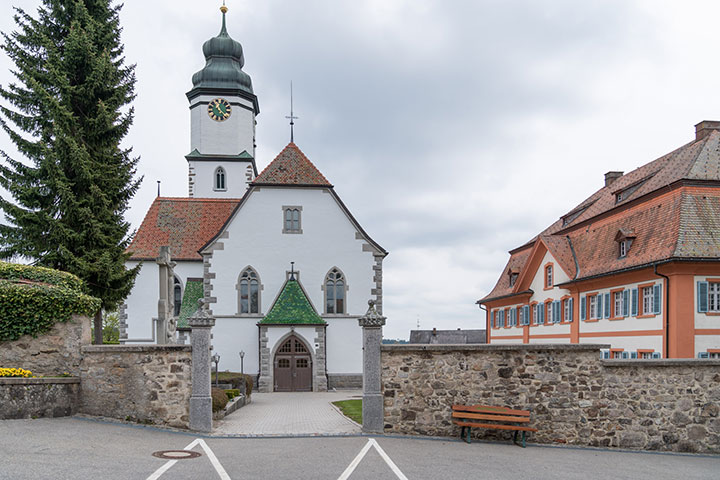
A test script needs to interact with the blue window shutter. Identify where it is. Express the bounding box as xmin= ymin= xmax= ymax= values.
xmin=623 ymin=290 xmax=629 ymax=317
xmin=698 ymin=281 xmax=708 ymax=313
xmin=501 ymin=310 xmax=505 ymax=327
xmin=653 ymin=284 xmax=661 ymax=315
xmin=580 ymin=296 xmax=586 ymax=321
xmin=569 ymin=298 xmax=574 ymax=322
xmin=539 ymin=304 xmax=544 ymax=323
xmin=622 ymin=351 xmax=629 ymax=359
xmin=598 ymin=294 xmax=603 ymax=319
xmin=631 ymin=288 xmax=638 ymax=316
xmin=631 ymin=352 xmax=637 ymax=359
xmin=524 ymin=305 xmax=530 ymax=325
xmin=554 ymin=301 xmax=561 ymax=323
xmin=652 ymin=352 xmax=661 ymax=359
xmin=603 ymin=350 xmax=610 ymax=359
xmin=604 ymin=293 xmax=611 ymax=318
xmin=698 ymin=352 xmax=709 ymax=359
